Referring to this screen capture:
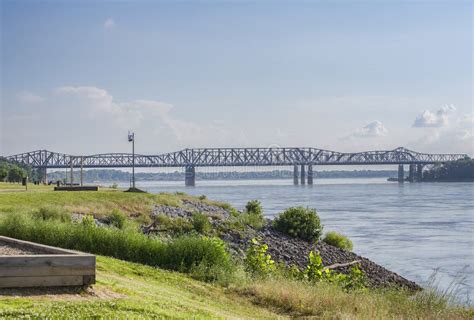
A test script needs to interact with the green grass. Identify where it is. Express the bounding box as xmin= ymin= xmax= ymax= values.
xmin=235 ymin=278 xmax=474 ymax=319
xmin=0 ymin=182 xmax=182 ymax=219
xmin=0 ymin=185 xmax=472 ymax=318
xmin=0 ymin=256 xmax=279 ymax=319
xmin=0 ymin=212 xmax=233 ymax=283
xmin=0 ymin=256 xmax=471 ymax=319
xmin=323 ymin=231 xmax=354 ymax=251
